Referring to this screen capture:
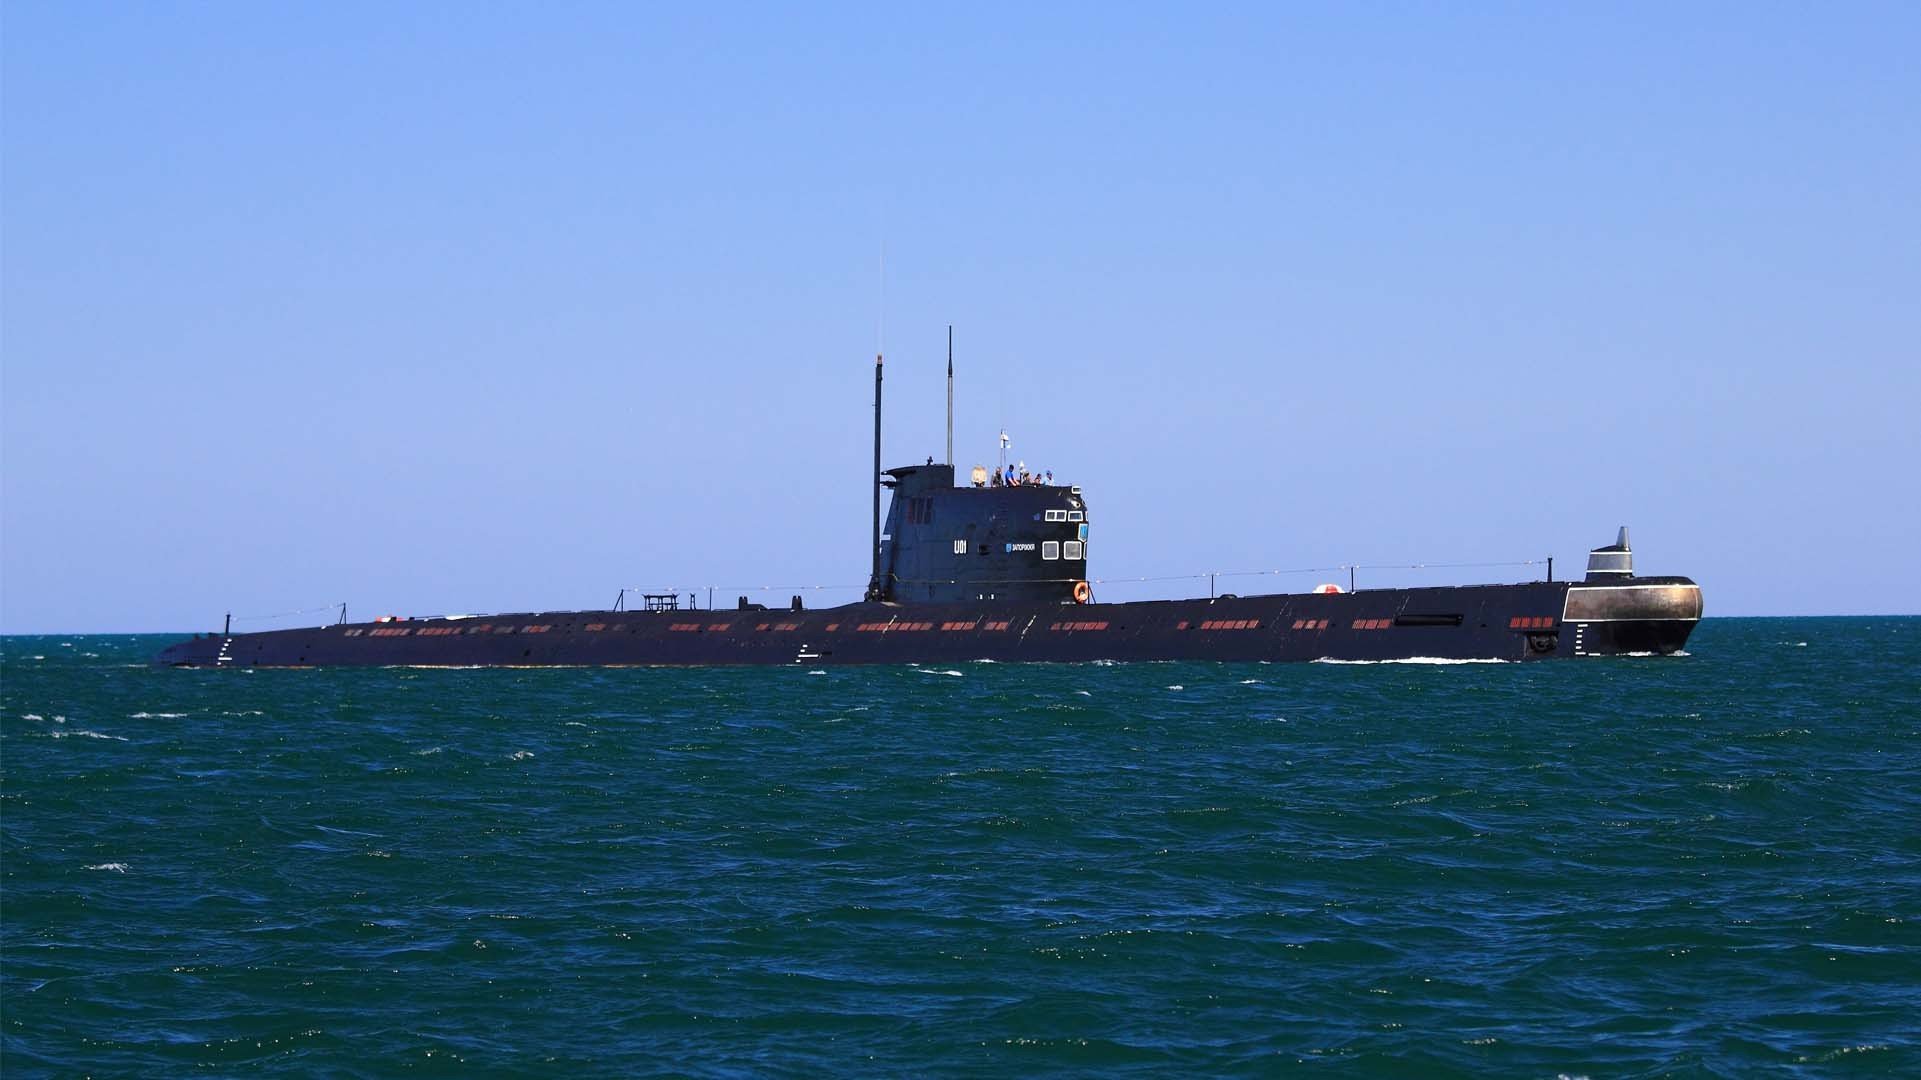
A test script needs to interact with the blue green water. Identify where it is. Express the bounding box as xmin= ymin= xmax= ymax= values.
xmin=4 ymin=618 xmax=1917 ymax=1076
